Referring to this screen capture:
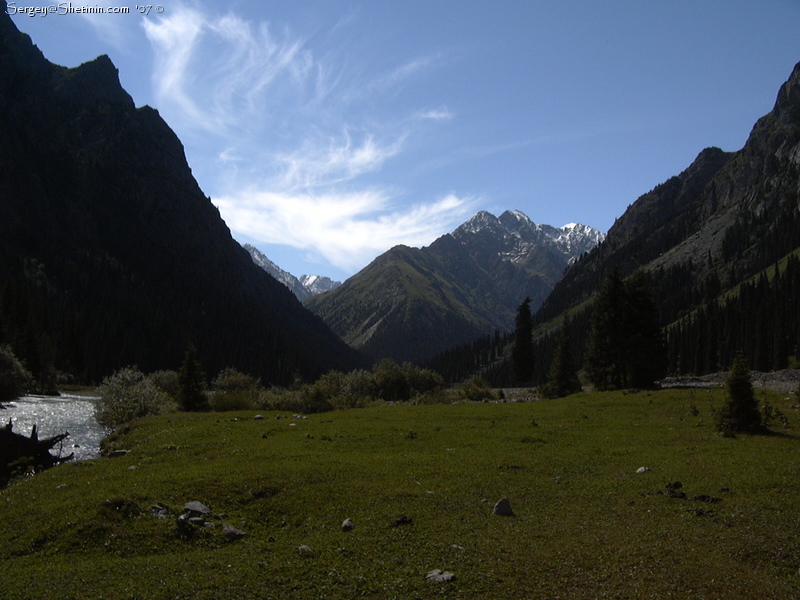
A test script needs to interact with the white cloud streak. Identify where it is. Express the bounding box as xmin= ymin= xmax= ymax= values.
xmin=142 ymin=3 xmax=464 ymax=274
xmin=143 ymin=4 xmax=312 ymax=135
xmin=214 ymin=191 xmax=477 ymax=273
